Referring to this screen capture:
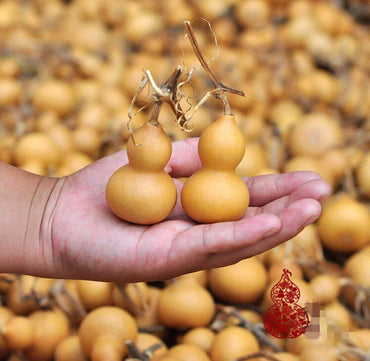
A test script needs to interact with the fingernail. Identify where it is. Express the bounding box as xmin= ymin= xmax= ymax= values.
xmin=318 ymin=193 xmax=330 ymax=203
xmin=263 ymin=227 xmax=280 ymax=238
xmin=304 ymin=214 xmax=319 ymax=227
